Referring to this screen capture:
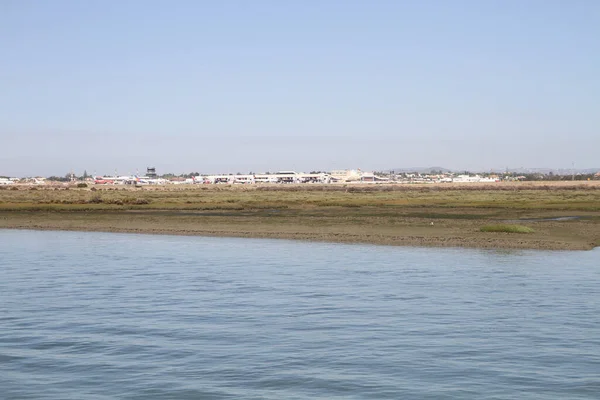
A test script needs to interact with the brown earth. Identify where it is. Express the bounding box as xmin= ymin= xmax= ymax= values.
xmin=1 ymin=182 xmax=599 ymax=250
